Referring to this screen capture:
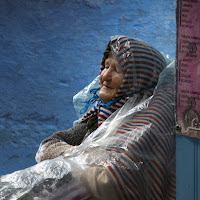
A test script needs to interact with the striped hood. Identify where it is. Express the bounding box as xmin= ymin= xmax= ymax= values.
xmin=82 ymin=36 xmax=166 ymax=126
xmin=102 ymin=36 xmax=166 ymax=100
